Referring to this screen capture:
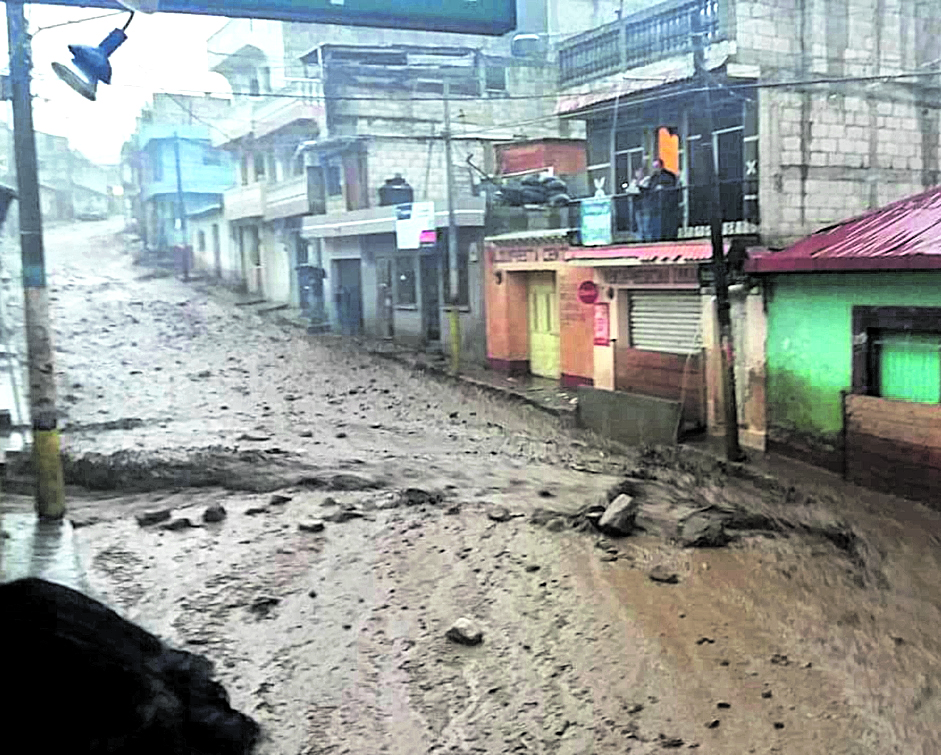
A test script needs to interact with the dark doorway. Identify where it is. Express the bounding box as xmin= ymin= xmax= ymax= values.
xmin=334 ymin=258 xmax=363 ymax=336
xmin=377 ymin=257 xmax=394 ymax=339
